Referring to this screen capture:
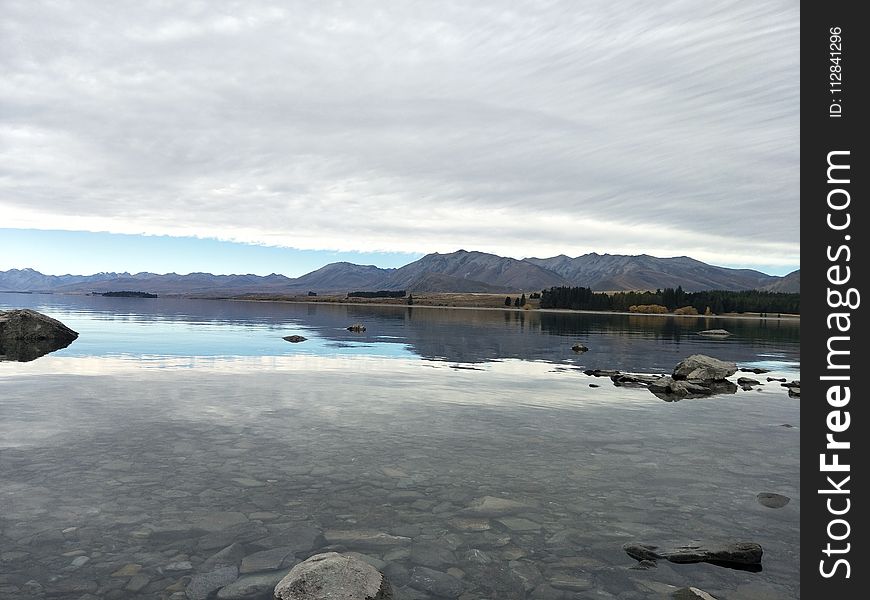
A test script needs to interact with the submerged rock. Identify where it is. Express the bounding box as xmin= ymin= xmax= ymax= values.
xmin=0 ymin=309 xmax=79 ymax=361
xmin=273 ymin=552 xmax=393 ymax=600
xmin=460 ymin=495 xmax=535 ymax=517
xmin=322 ymin=530 xmax=410 ymax=548
xmin=740 ymin=367 xmax=770 ymax=374
xmin=757 ymin=493 xmax=791 ymax=509
xmin=282 ymin=335 xmax=307 ymax=343
xmin=408 ymin=566 xmax=463 ymax=598
xmin=673 ymin=587 xmax=719 ymax=600
xmin=571 ymin=344 xmax=588 ymax=352
xmin=346 ymin=323 xmax=366 ymax=332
